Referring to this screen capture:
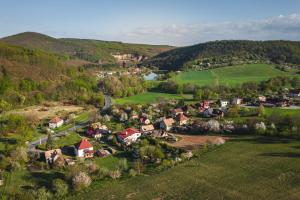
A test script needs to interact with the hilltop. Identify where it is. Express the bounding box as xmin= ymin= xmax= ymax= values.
xmin=145 ymin=40 xmax=300 ymax=70
xmin=1 ymin=32 xmax=173 ymax=64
